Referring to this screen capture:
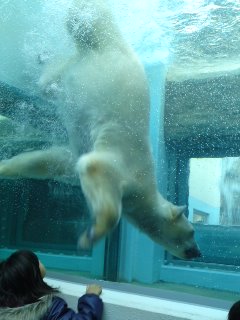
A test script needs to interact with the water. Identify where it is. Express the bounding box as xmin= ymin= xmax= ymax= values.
xmin=113 ymin=0 xmax=240 ymax=76
xmin=167 ymin=0 xmax=240 ymax=79
xmin=1 ymin=0 xmax=239 ymax=87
